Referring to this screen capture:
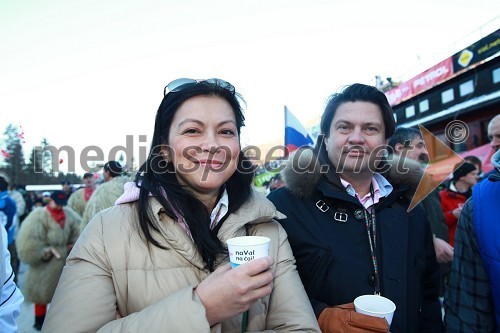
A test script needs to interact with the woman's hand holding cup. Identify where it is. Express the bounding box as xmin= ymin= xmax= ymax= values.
xmin=195 ymin=256 xmax=275 ymax=326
